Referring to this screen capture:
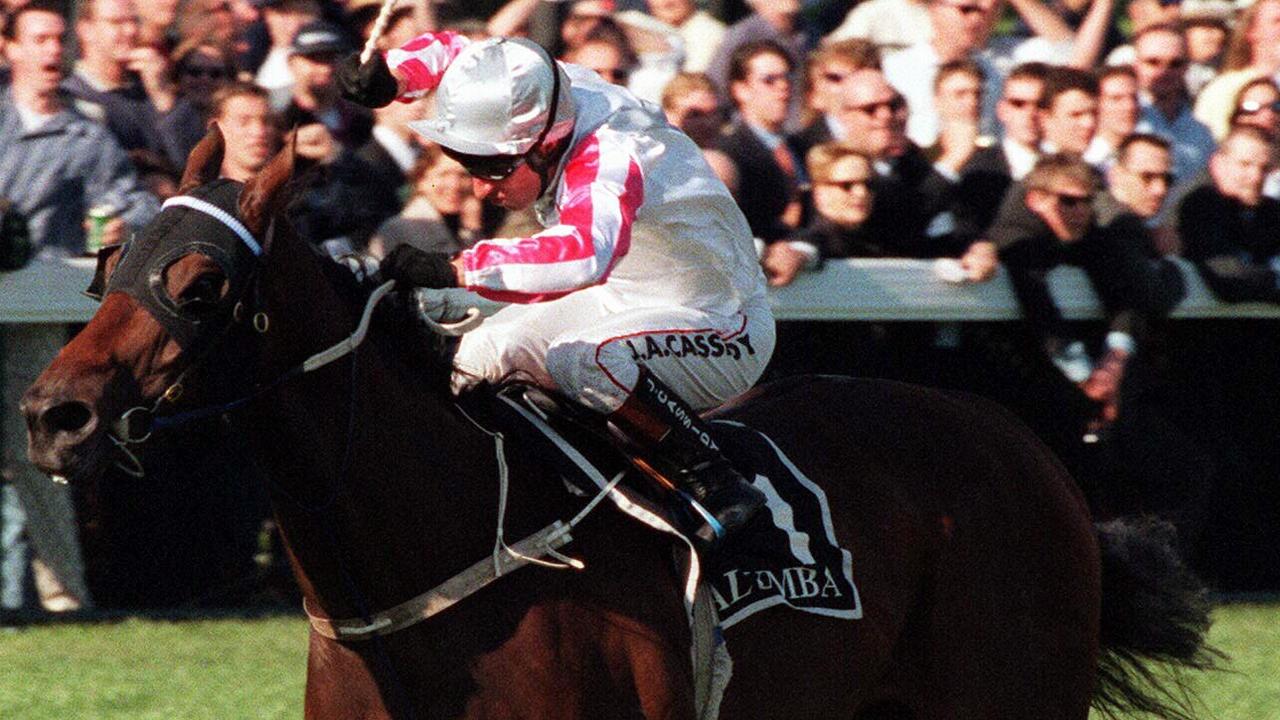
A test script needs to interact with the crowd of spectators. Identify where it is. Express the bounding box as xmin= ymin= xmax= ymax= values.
xmin=4 ymin=0 xmax=1280 ymax=619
